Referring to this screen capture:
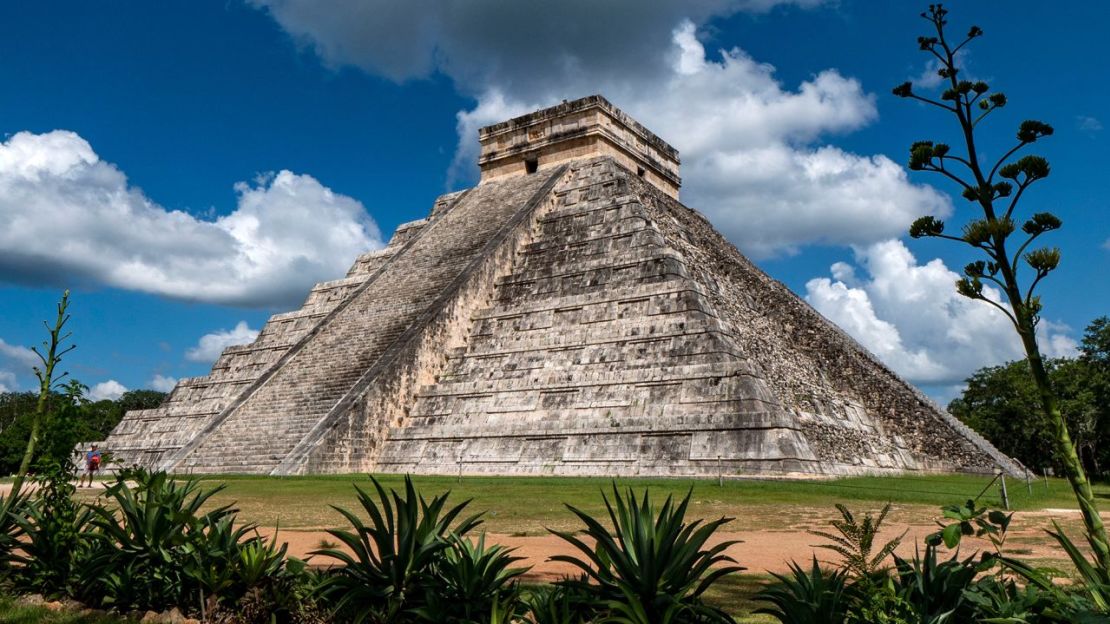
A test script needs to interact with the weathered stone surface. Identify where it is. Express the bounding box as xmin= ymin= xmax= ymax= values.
xmin=105 ymin=95 xmax=1019 ymax=478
